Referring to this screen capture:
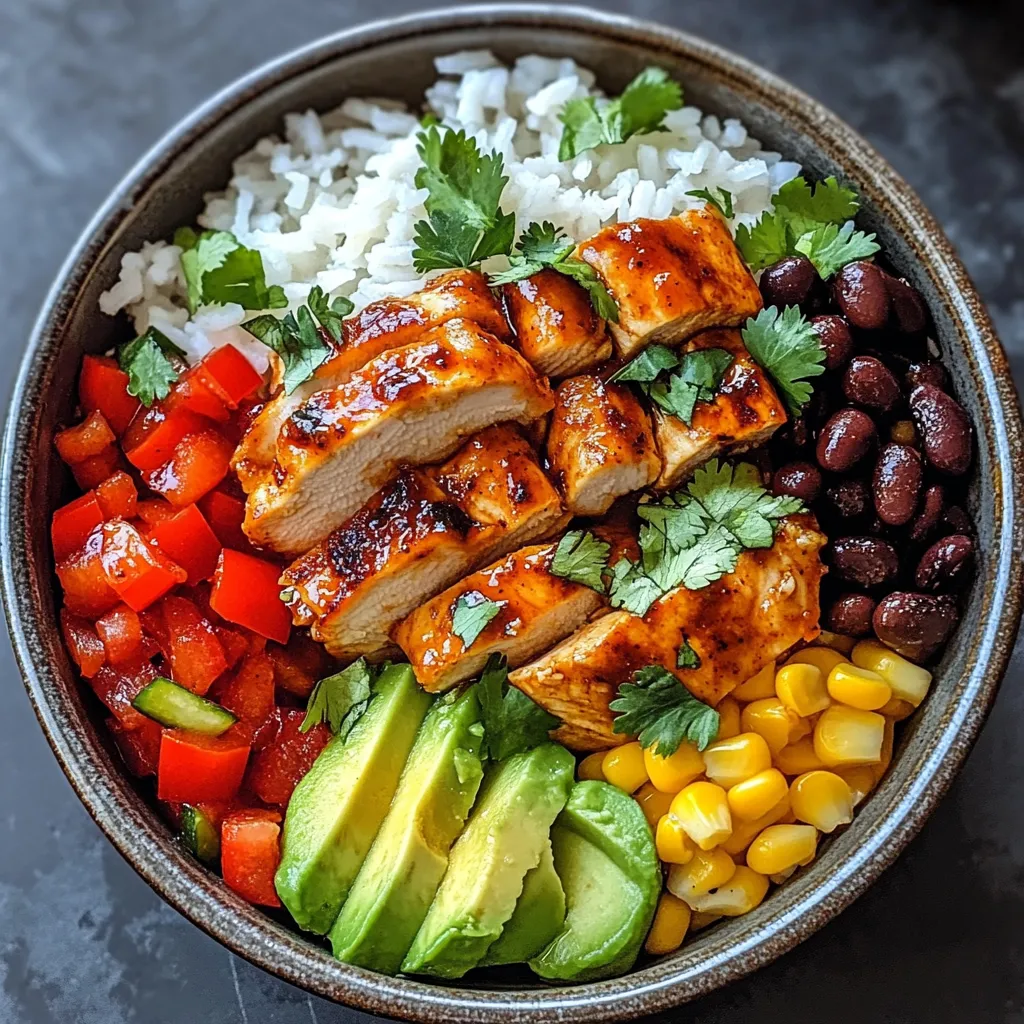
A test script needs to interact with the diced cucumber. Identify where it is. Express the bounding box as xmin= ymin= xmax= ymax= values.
xmin=132 ymin=677 xmax=236 ymax=735
xmin=181 ymin=804 xmax=220 ymax=863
